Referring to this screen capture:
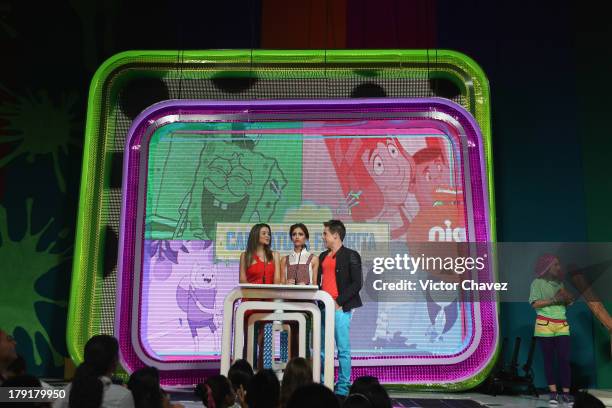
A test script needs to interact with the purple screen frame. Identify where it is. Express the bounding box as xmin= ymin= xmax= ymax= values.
xmin=117 ymin=98 xmax=497 ymax=386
